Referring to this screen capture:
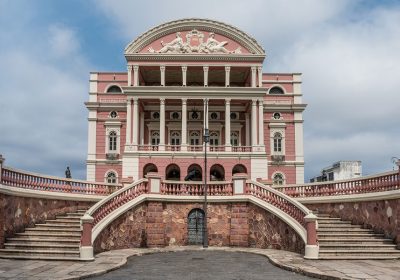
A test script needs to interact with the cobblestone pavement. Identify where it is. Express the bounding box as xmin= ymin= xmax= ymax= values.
xmin=0 ymin=247 xmax=399 ymax=280
xmin=89 ymin=250 xmax=313 ymax=280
